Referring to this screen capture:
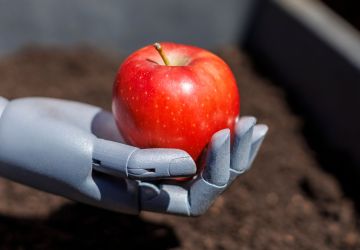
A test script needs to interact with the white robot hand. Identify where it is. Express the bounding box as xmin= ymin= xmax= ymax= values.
xmin=140 ymin=117 xmax=268 ymax=216
xmin=0 ymin=97 xmax=267 ymax=216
